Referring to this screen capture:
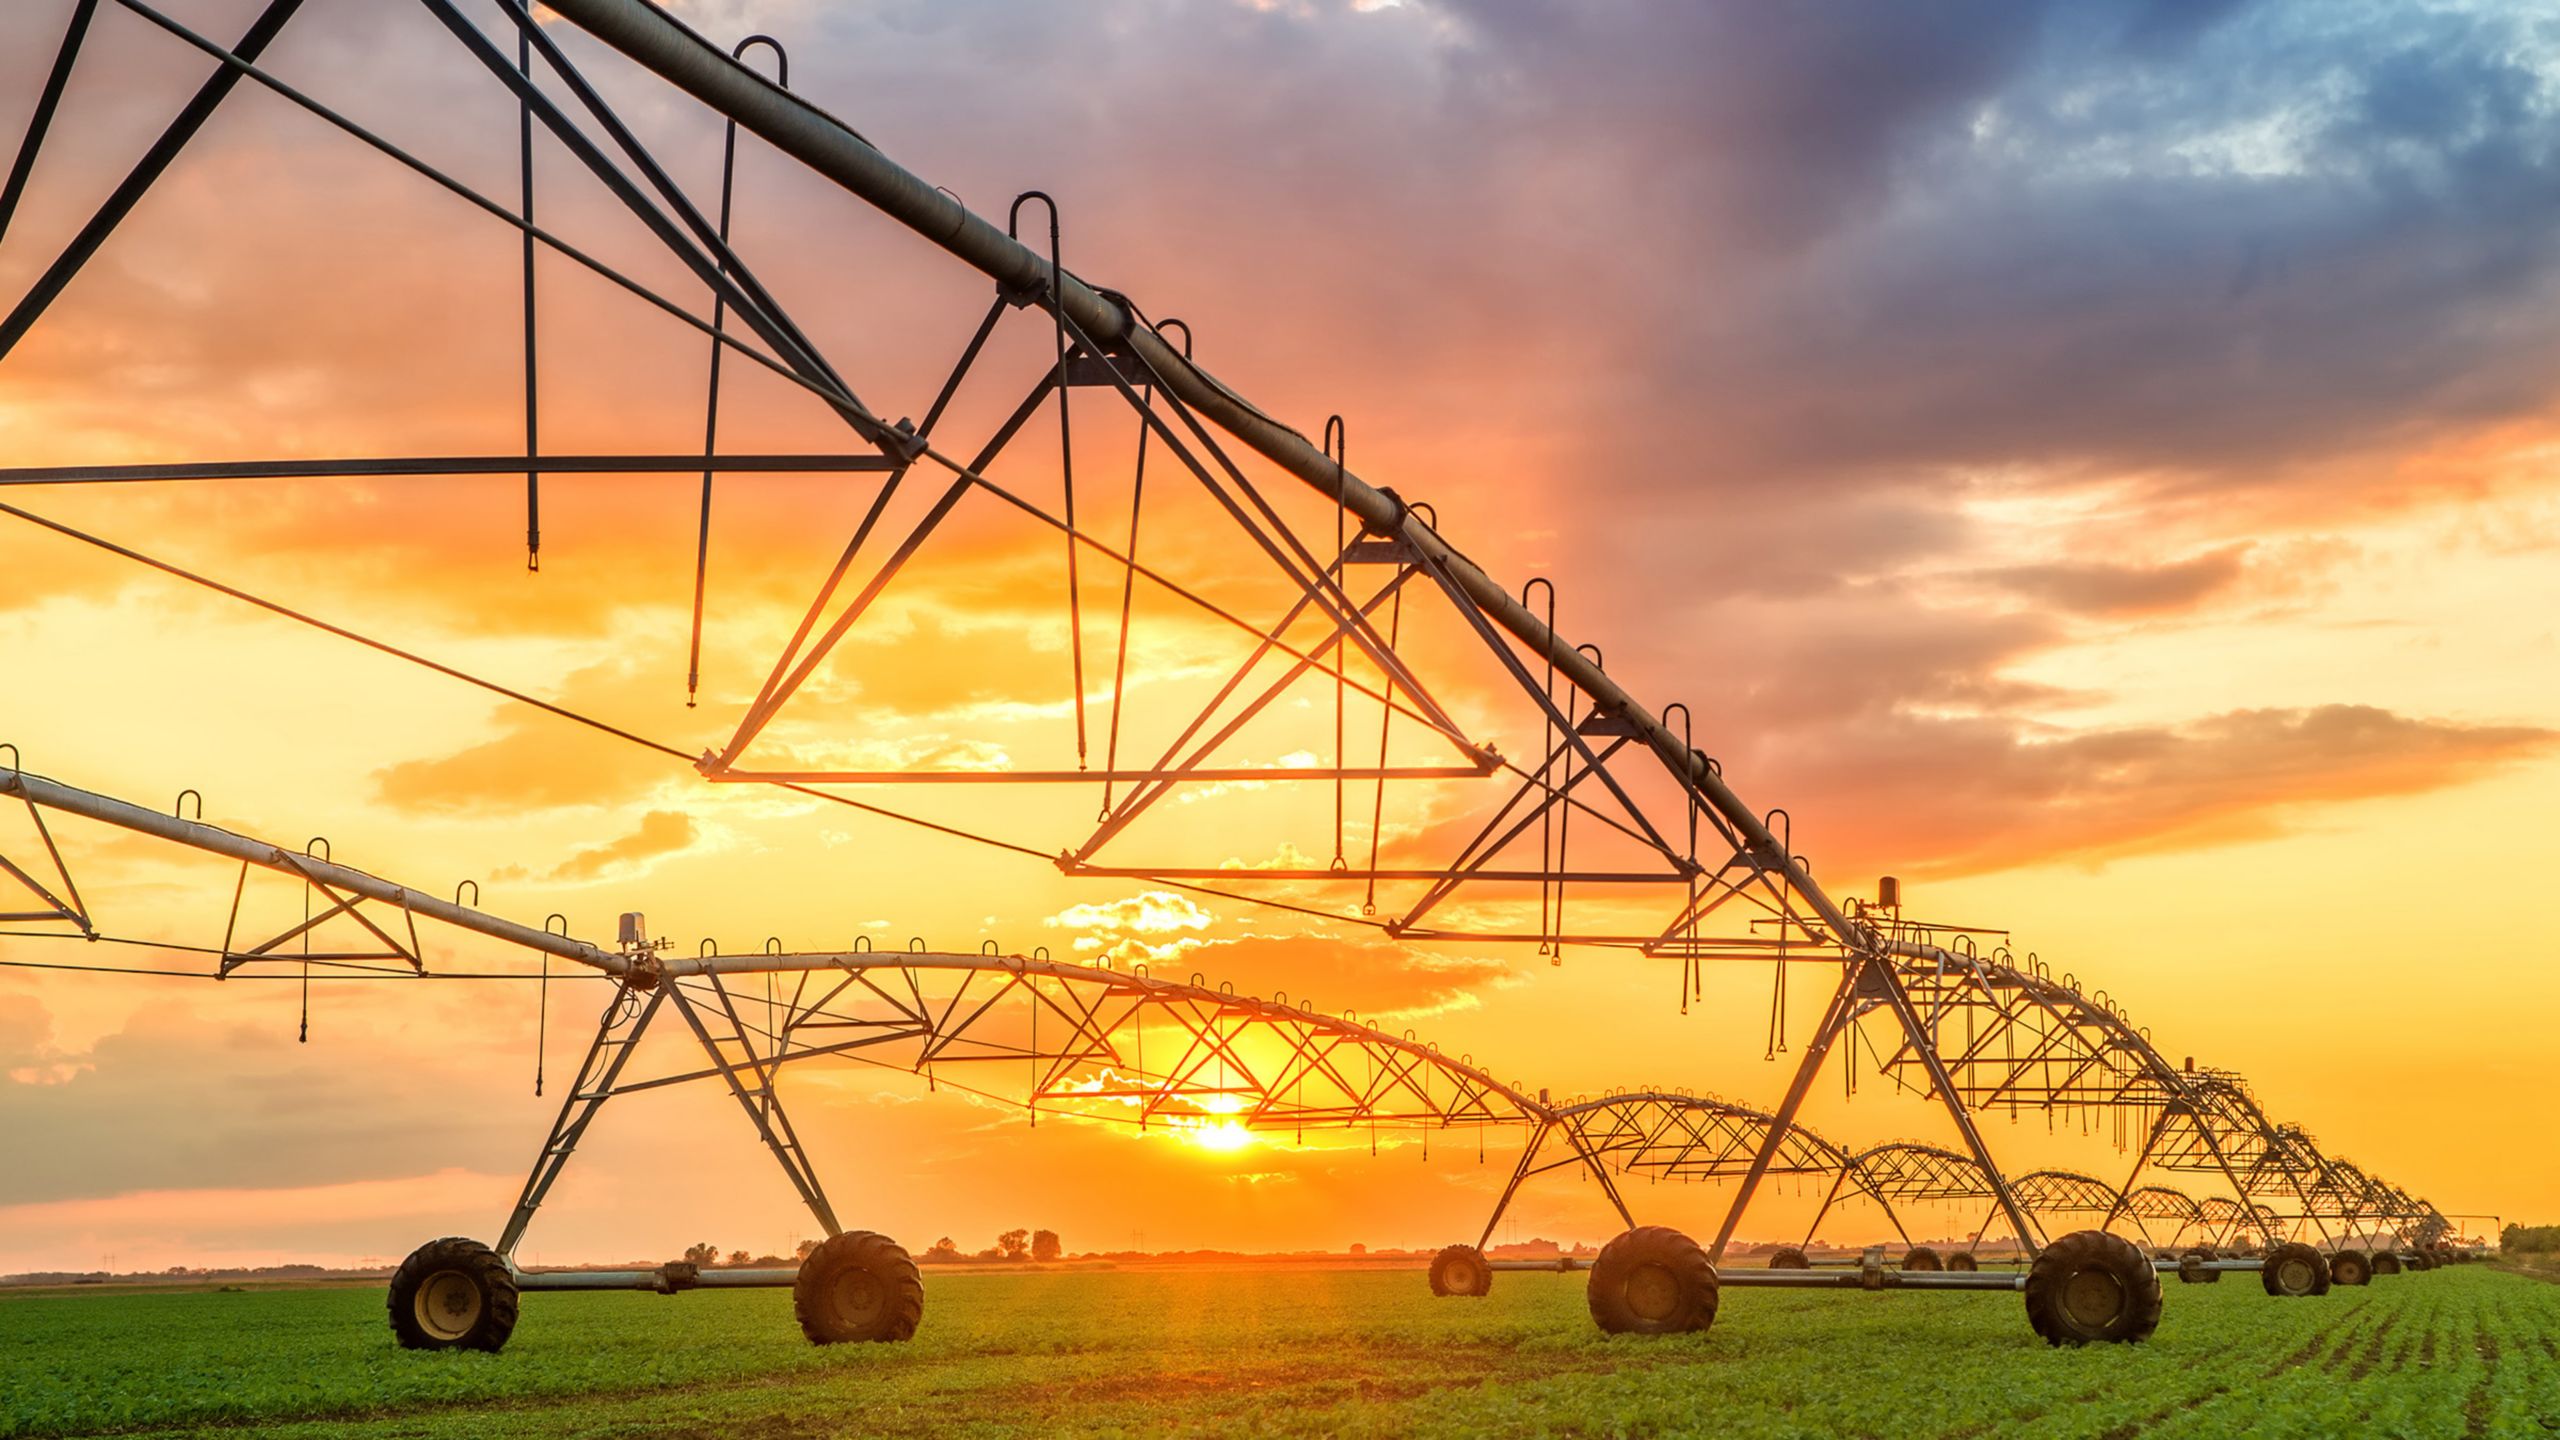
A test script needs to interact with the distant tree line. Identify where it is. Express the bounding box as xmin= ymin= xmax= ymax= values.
xmin=2500 ymin=1224 xmax=2560 ymax=1254
xmin=668 ymin=1230 xmax=1062 ymax=1268
xmin=920 ymin=1229 xmax=1064 ymax=1264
